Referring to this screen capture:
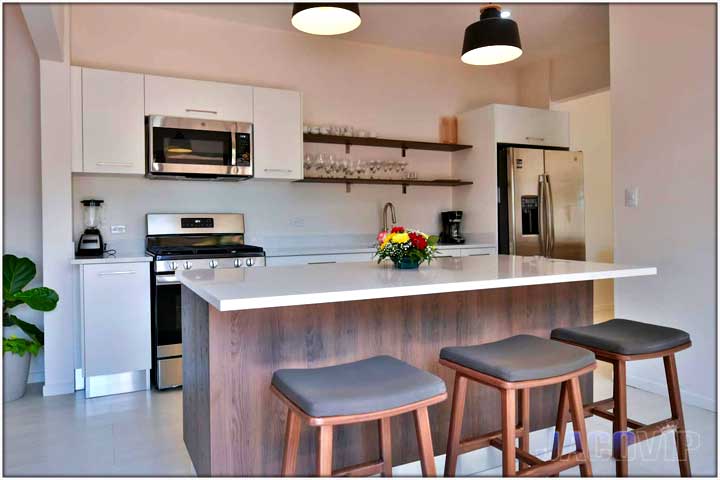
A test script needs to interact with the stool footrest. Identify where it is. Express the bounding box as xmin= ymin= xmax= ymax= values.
xmin=516 ymin=451 xmax=586 ymax=477
xmin=627 ymin=419 xmax=680 ymax=446
xmin=333 ymin=459 xmax=385 ymax=477
xmin=459 ymin=426 xmax=524 ymax=454
xmin=489 ymin=438 xmax=544 ymax=467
